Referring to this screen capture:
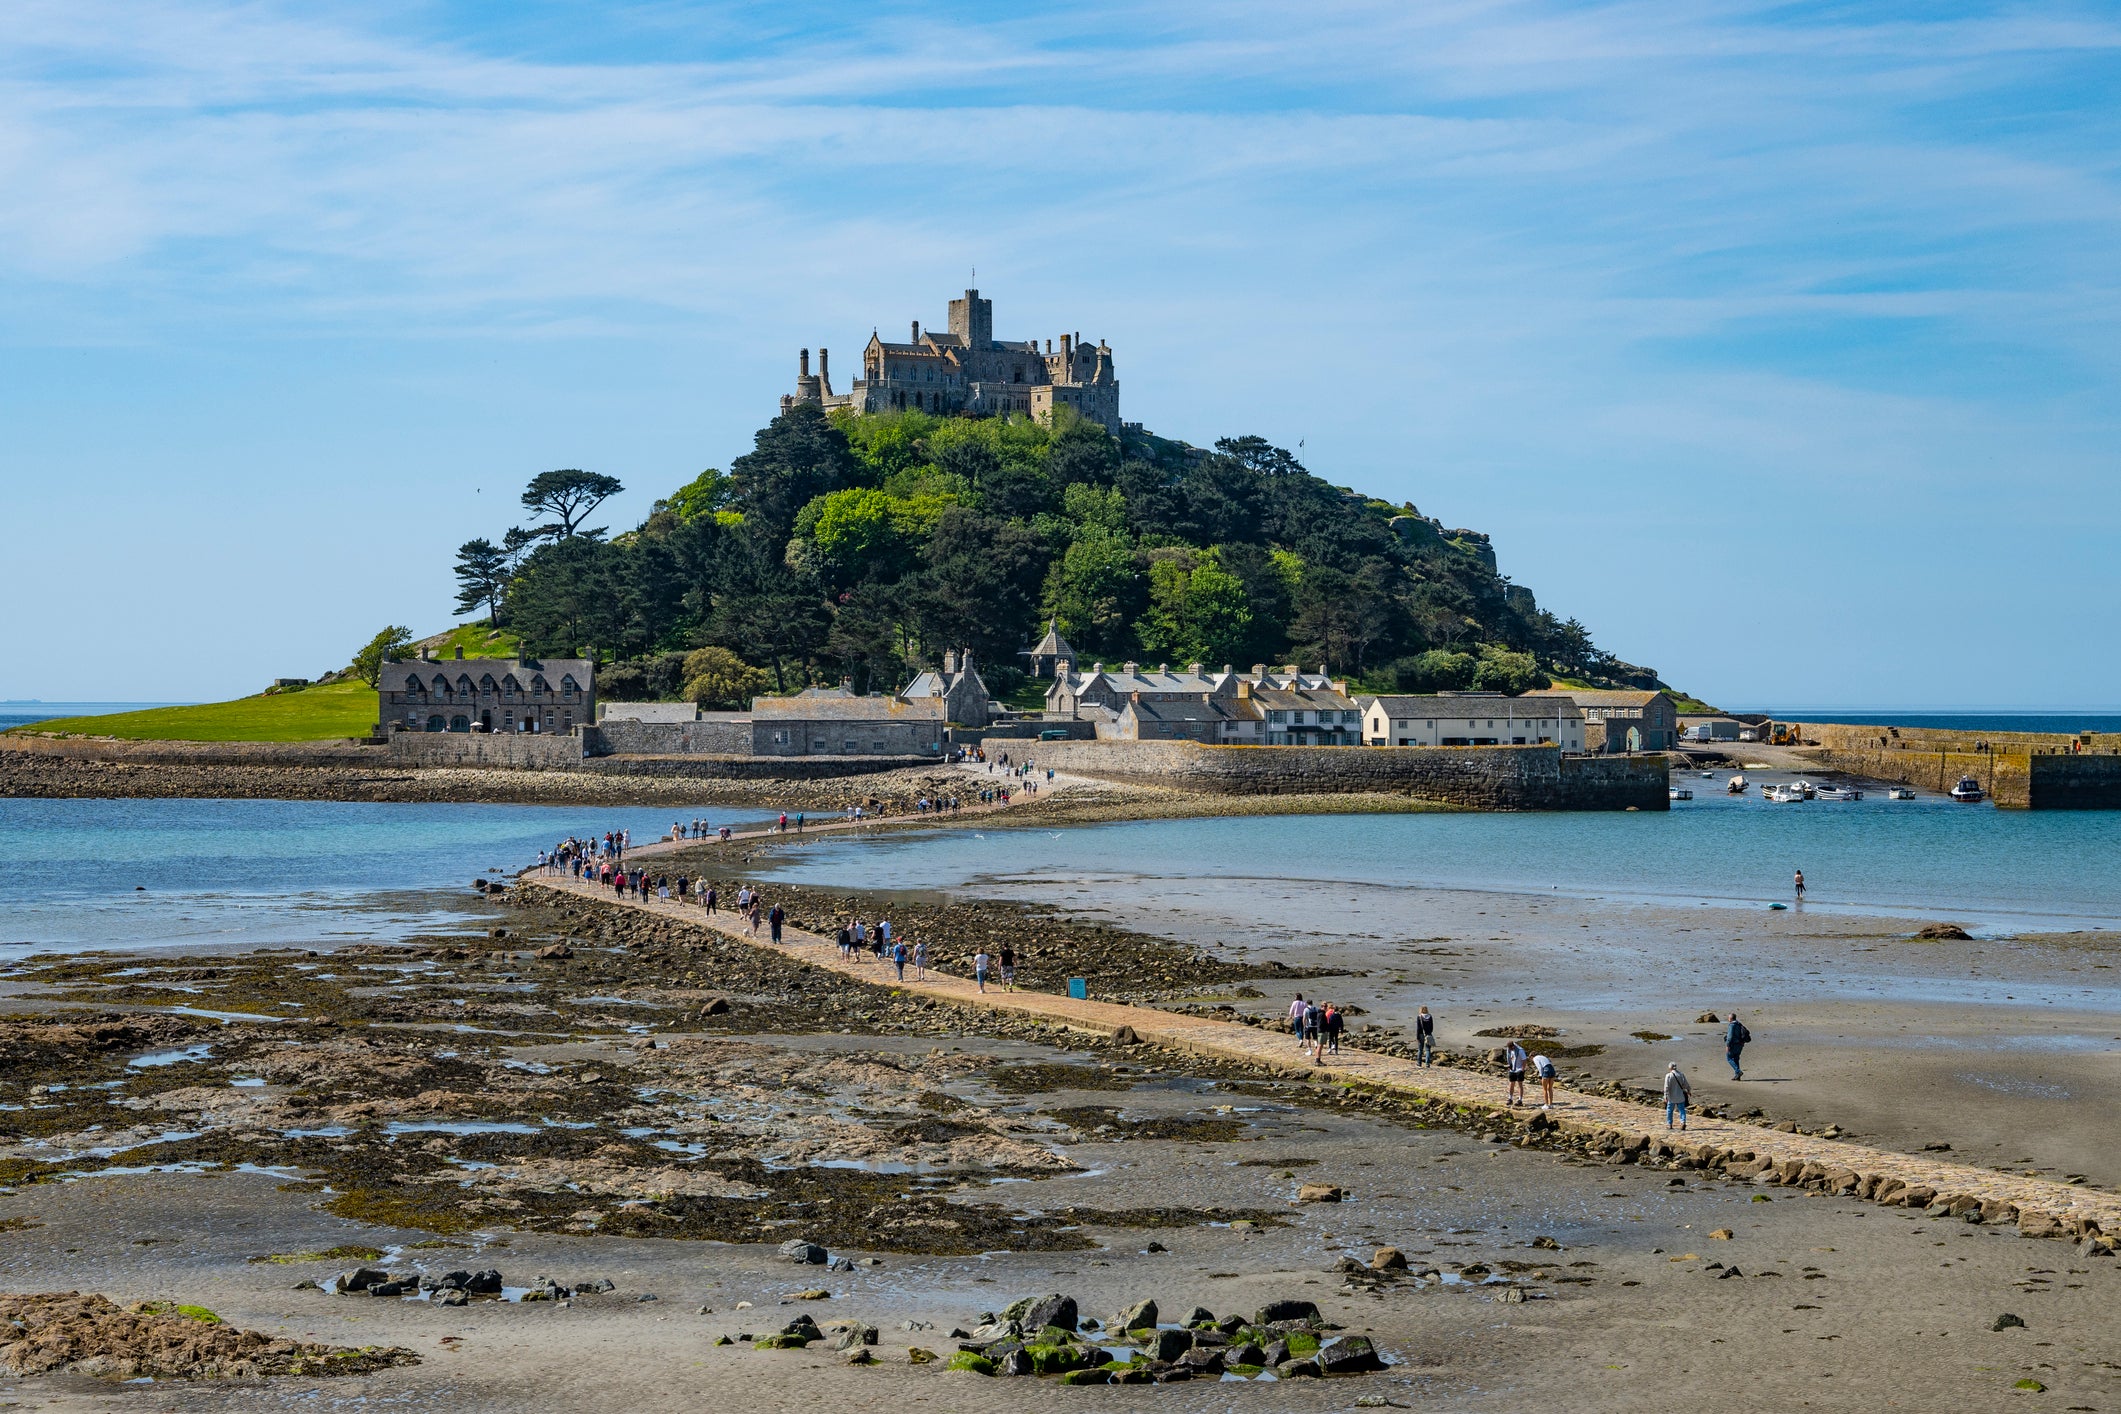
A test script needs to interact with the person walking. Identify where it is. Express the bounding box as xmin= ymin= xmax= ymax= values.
xmin=1725 ymin=1011 xmax=1751 ymax=1080
xmin=1663 ymin=1062 xmax=1692 ymax=1130
xmin=974 ymin=949 xmax=992 ymax=992
xmin=1322 ymin=1003 xmax=1343 ymax=1057
xmin=891 ymin=939 xmax=908 ymax=981
xmin=1532 ymin=1051 xmax=1557 ymax=1109
xmin=998 ymin=944 xmax=1016 ymax=992
xmin=768 ymin=902 xmax=785 ymax=944
xmin=1414 ymin=1005 xmax=1436 ymax=1066
xmin=1303 ymin=999 xmax=1324 ymax=1062
xmin=1288 ymin=993 xmax=1308 ymax=1049
xmin=912 ymin=939 xmax=928 ymax=979
xmin=1504 ymin=1039 xmax=1528 ymax=1107
xmin=1794 ymin=869 xmax=1806 ymax=900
